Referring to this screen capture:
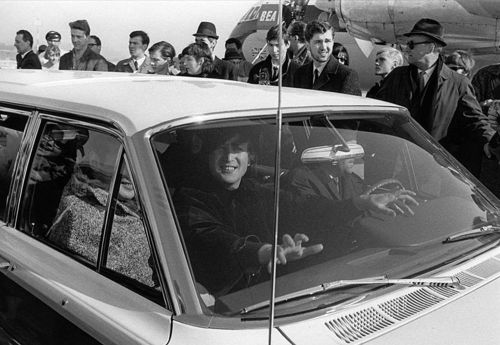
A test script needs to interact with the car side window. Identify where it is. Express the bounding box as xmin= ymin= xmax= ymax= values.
xmin=0 ymin=112 xmax=28 ymax=220
xmin=103 ymin=157 xmax=159 ymax=291
xmin=20 ymin=121 xmax=121 ymax=267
